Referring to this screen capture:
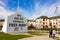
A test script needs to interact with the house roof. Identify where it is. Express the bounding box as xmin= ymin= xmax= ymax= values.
xmin=27 ymin=20 xmax=36 ymax=22
xmin=36 ymin=16 xmax=49 ymax=19
xmin=36 ymin=16 xmax=60 ymax=19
